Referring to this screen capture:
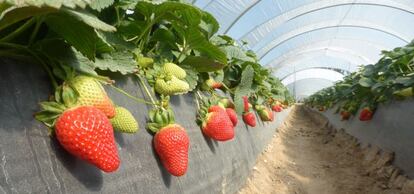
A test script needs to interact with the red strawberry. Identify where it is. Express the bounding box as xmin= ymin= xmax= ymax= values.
xmin=272 ymin=105 xmax=282 ymax=112
xmin=208 ymin=105 xmax=225 ymax=113
xmin=340 ymin=111 xmax=351 ymax=120
xmin=243 ymin=112 xmax=256 ymax=127
xmin=242 ymin=96 xmax=250 ymax=112
xmin=55 ymin=106 xmax=120 ymax=172
xmin=359 ymin=108 xmax=373 ymax=121
xmin=154 ymin=124 xmax=189 ymax=176
xmin=202 ymin=108 xmax=234 ymax=141
xmin=226 ymin=108 xmax=238 ymax=127
xmin=69 ymin=76 xmax=115 ymax=118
